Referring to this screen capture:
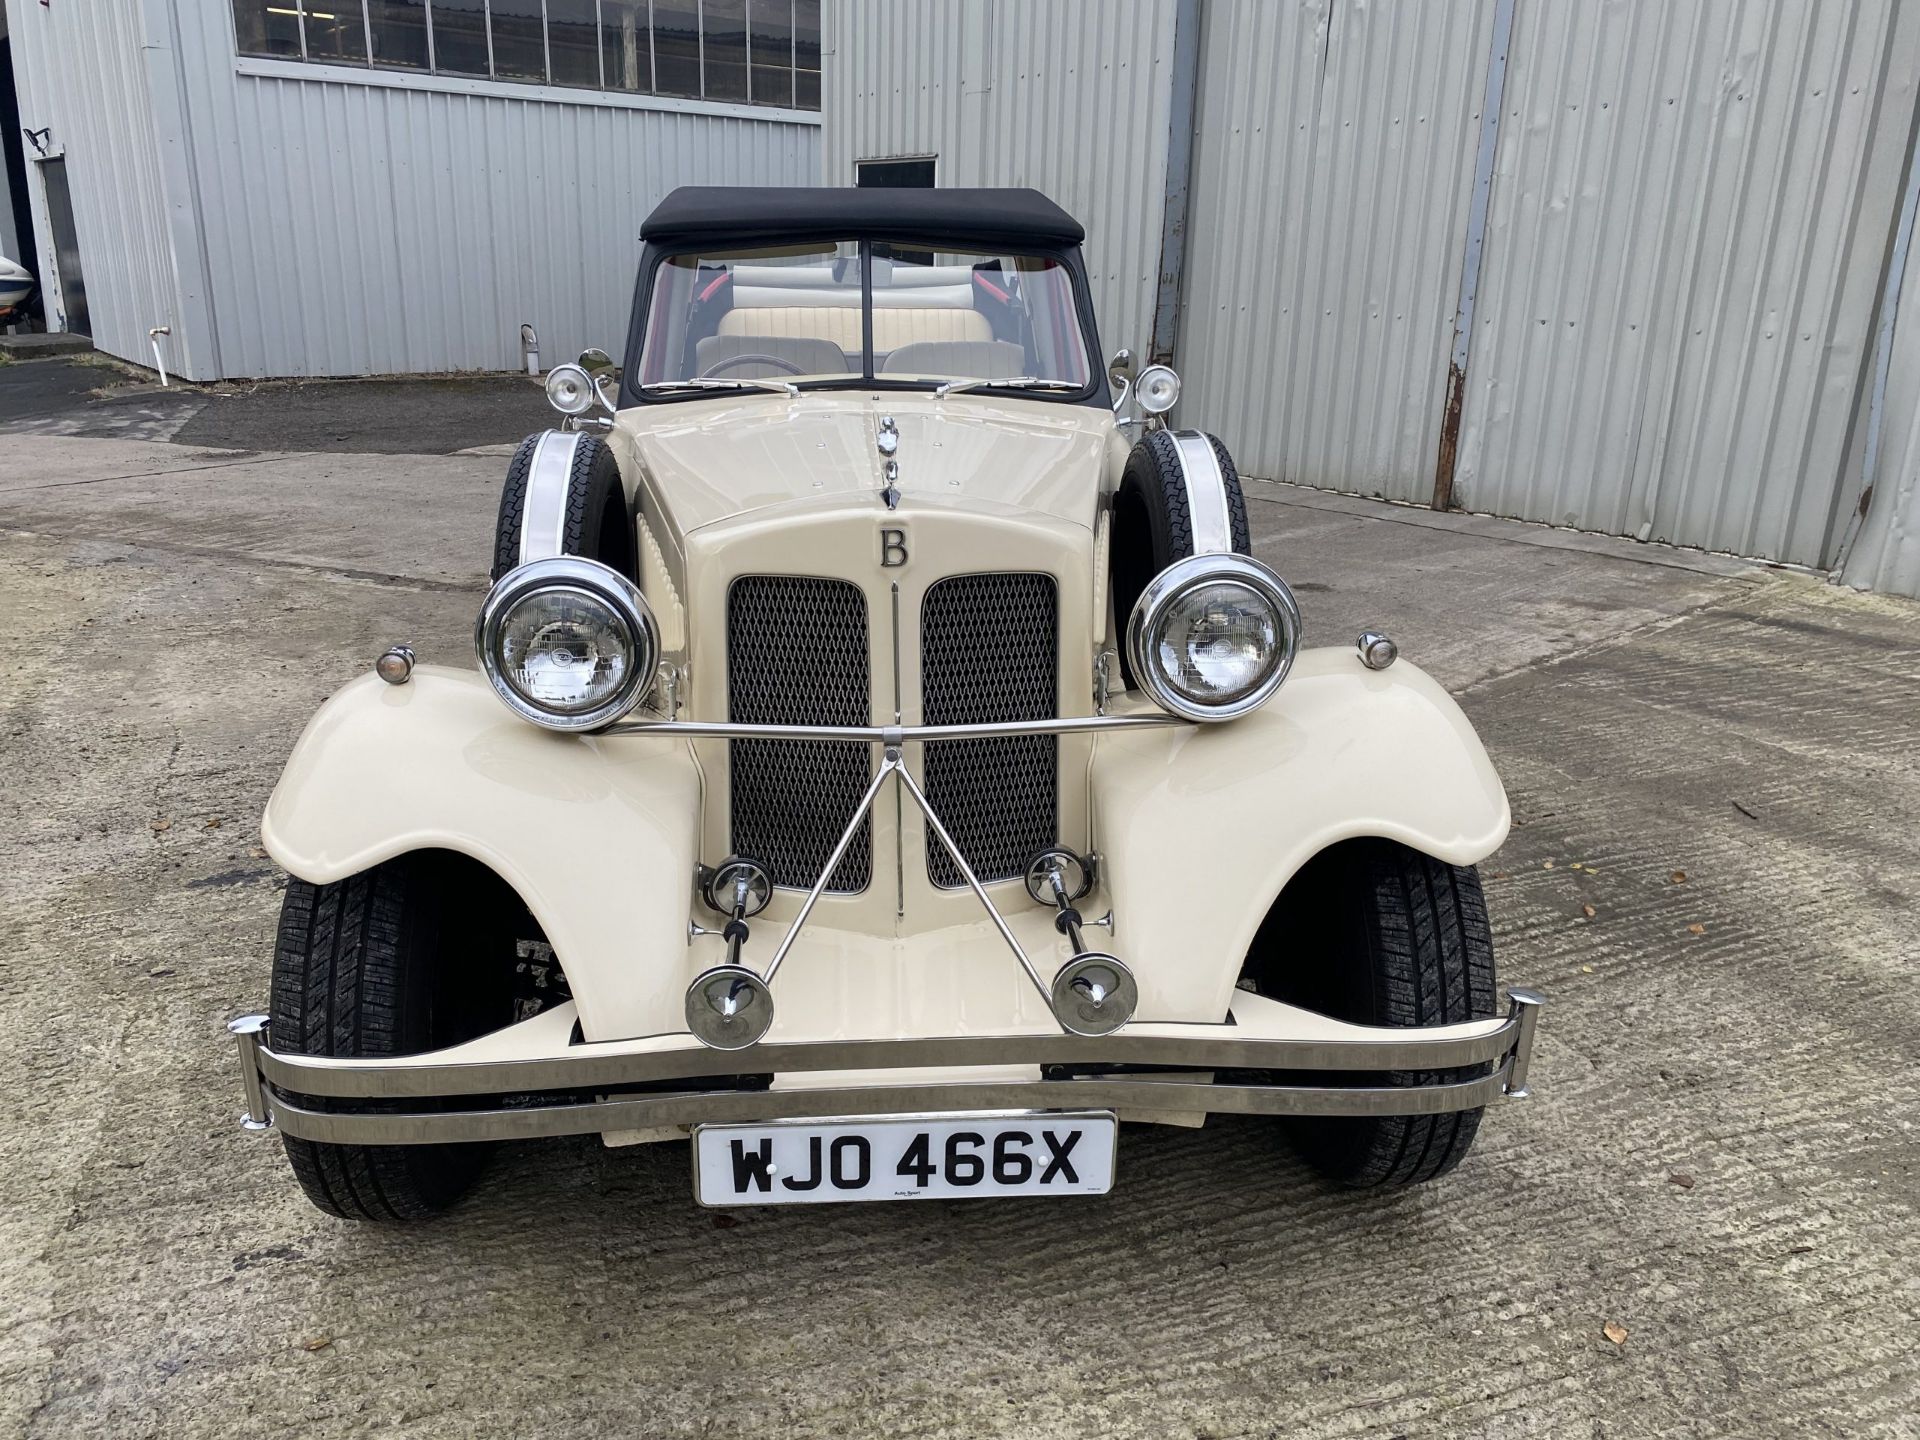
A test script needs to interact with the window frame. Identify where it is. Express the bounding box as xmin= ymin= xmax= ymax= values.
xmin=227 ymin=0 xmax=822 ymax=117
xmin=620 ymin=237 xmax=1112 ymax=411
